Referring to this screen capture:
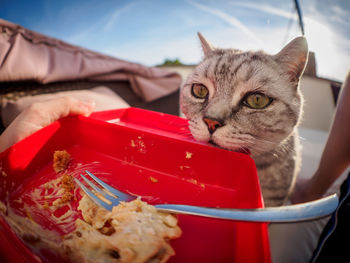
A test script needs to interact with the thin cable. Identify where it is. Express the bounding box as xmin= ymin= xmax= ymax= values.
xmin=294 ymin=0 xmax=305 ymax=35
